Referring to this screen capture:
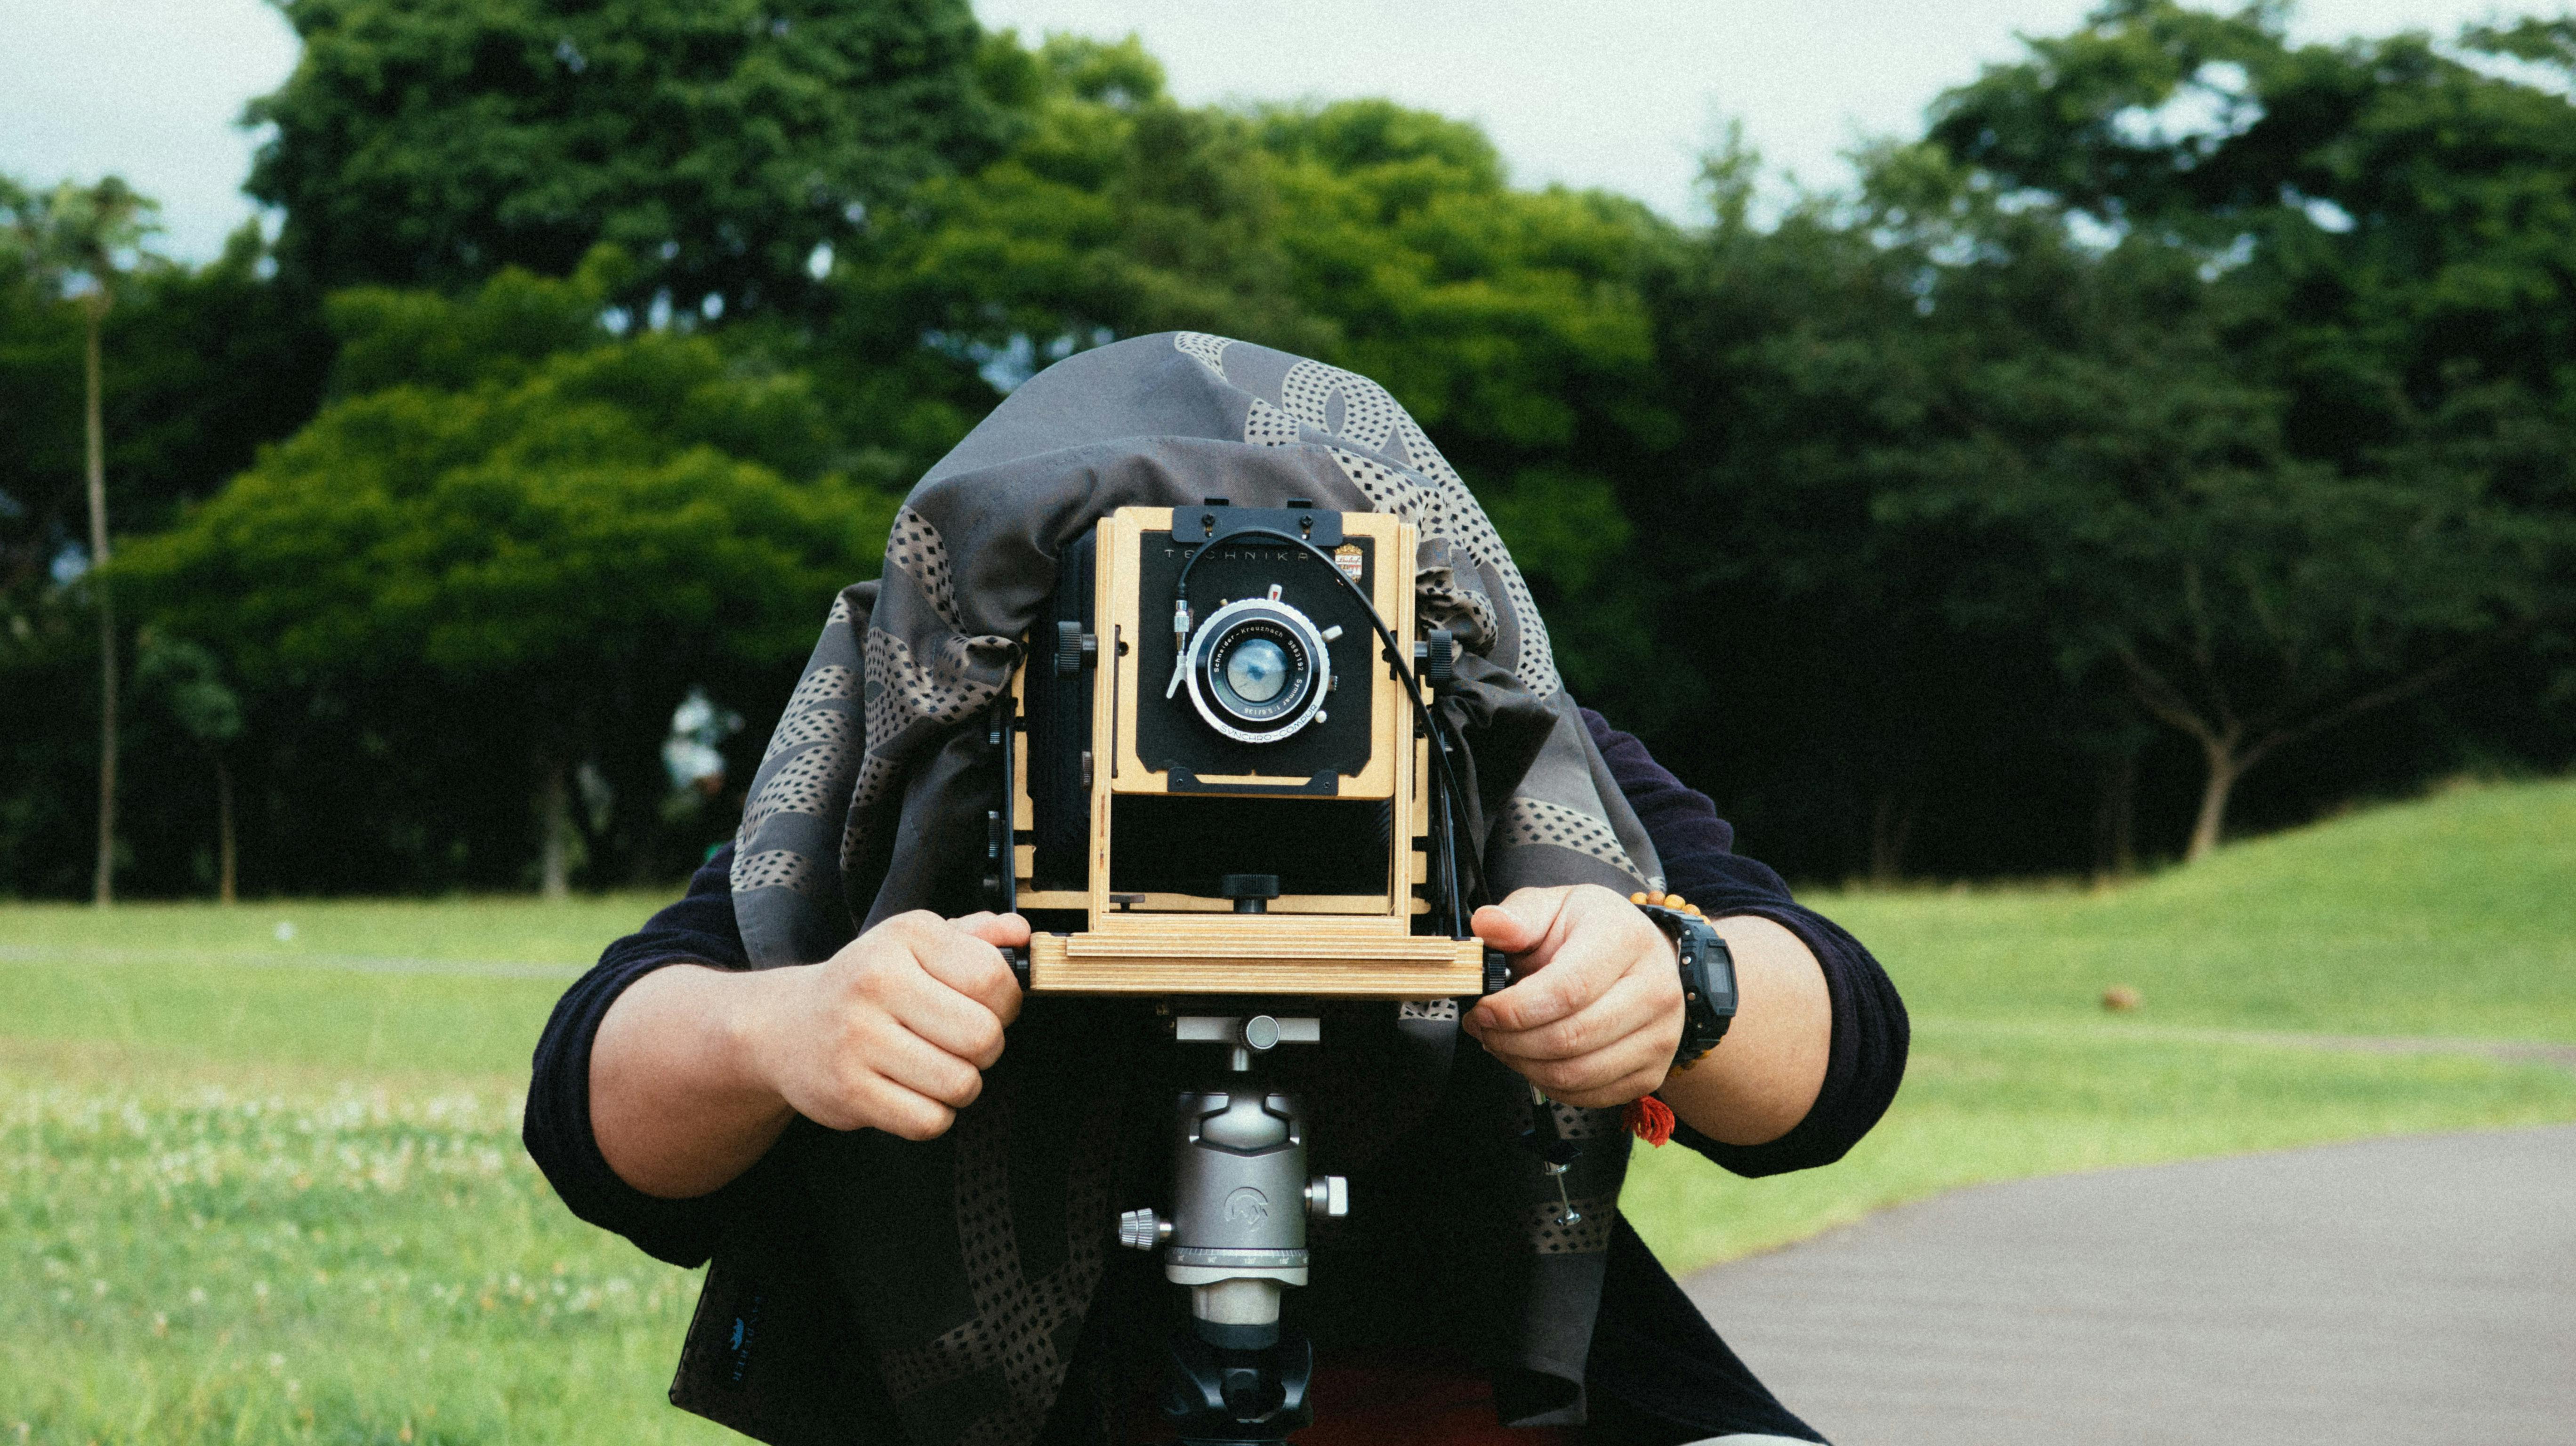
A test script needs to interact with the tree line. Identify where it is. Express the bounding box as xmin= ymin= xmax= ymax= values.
xmin=3 ymin=0 xmax=2570 ymax=900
